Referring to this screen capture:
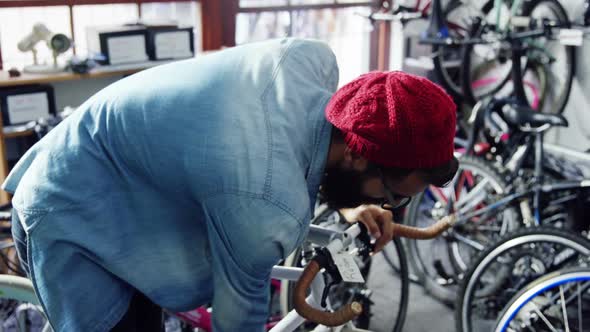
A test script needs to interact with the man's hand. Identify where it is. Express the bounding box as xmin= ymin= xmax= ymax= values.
xmin=339 ymin=204 xmax=394 ymax=253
